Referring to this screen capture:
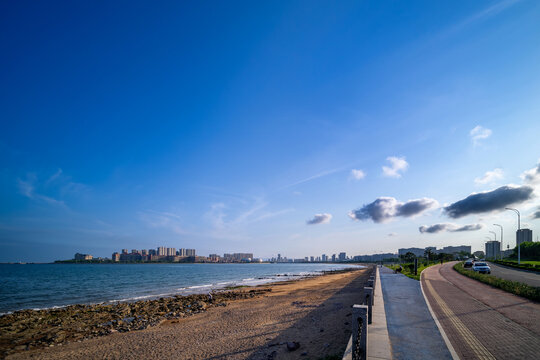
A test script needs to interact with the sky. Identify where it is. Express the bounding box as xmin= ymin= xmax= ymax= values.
xmin=1 ymin=0 xmax=540 ymax=262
